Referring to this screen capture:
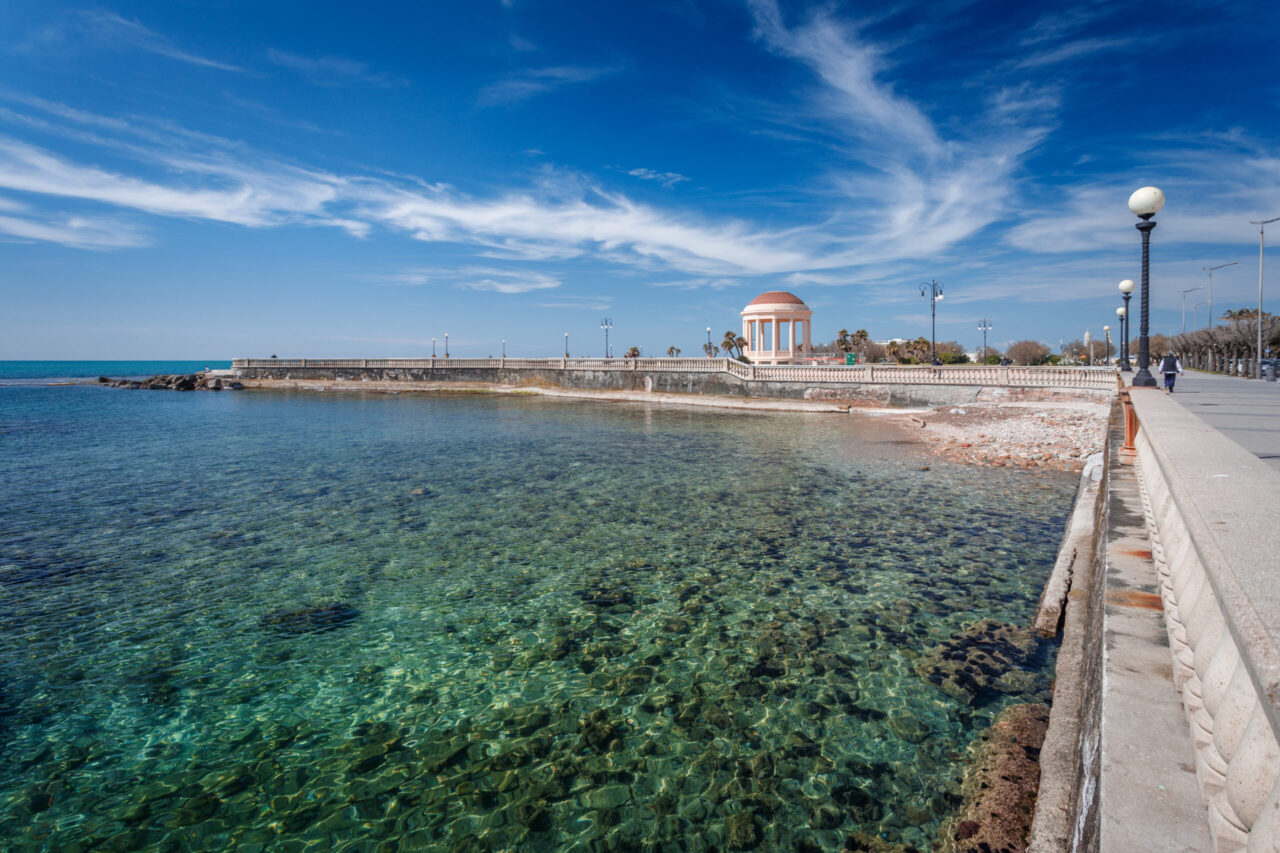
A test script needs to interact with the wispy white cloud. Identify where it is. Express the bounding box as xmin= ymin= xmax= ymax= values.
xmin=364 ymin=266 xmax=560 ymax=295
xmin=627 ymin=168 xmax=690 ymax=188
xmin=266 ymin=49 xmax=405 ymax=88
xmin=0 ymin=211 xmax=149 ymax=249
xmin=508 ymin=34 xmax=537 ymax=52
xmin=745 ymin=0 xmax=1055 ymax=265
xmin=650 ymin=277 xmax=741 ymax=290
xmin=1020 ymin=8 xmax=1115 ymax=46
xmin=535 ymin=294 xmax=613 ymax=310
xmin=460 ymin=268 xmax=560 ymax=294
xmin=21 ymin=10 xmax=241 ymax=71
xmin=1016 ymin=36 xmax=1136 ymax=69
xmin=1005 ymin=143 xmax=1280 ymax=253
xmin=478 ymin=66 xmax=614 ymax=106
